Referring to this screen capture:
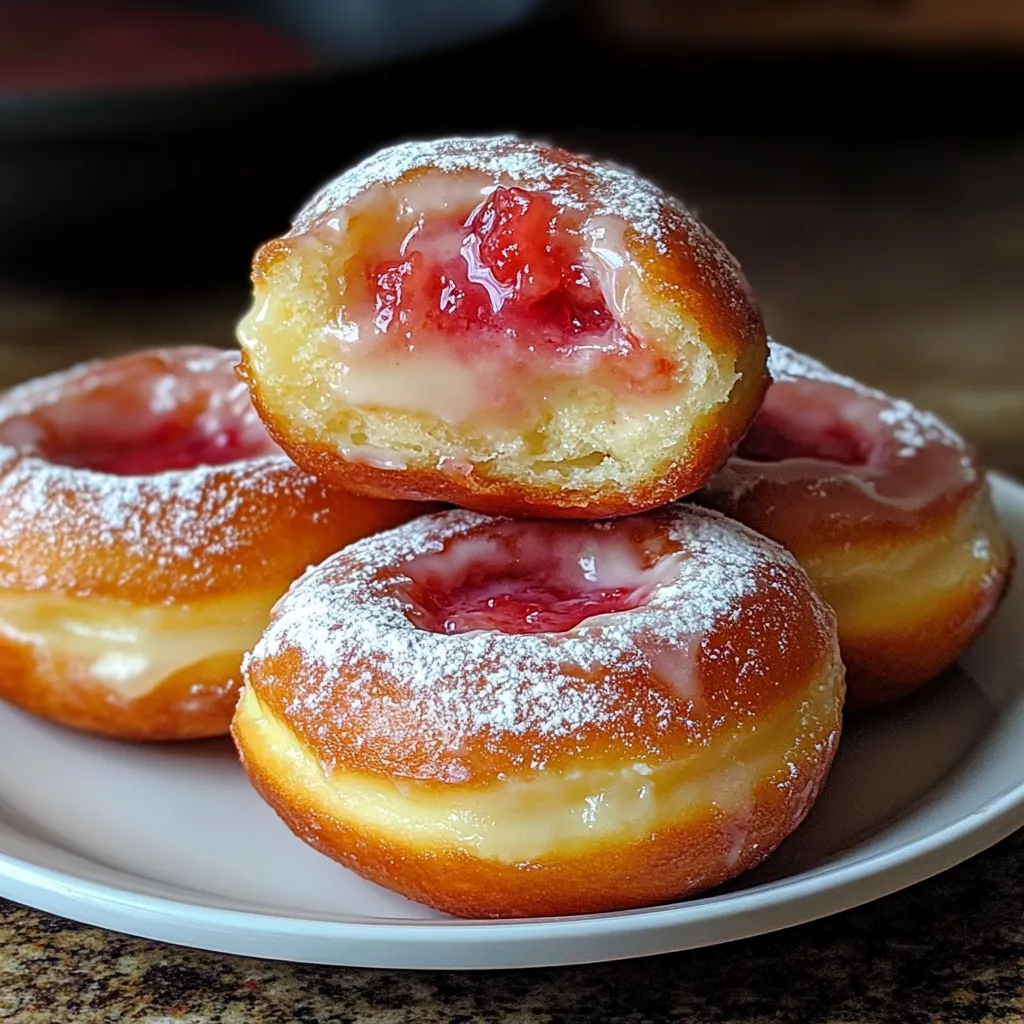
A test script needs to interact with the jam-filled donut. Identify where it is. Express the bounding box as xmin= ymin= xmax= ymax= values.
xmin=699 ymin=341 xmax=1014 ymax=708
xmin=0 ymin=347 xmax=426 ymax=741
xmin=237 ymin=136 xmax=768 ymax=518
xmin=233 ymin=504 xmax=844 ymax=918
